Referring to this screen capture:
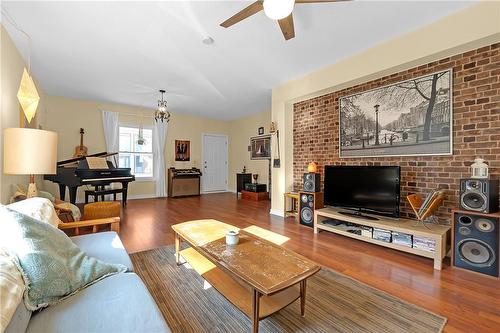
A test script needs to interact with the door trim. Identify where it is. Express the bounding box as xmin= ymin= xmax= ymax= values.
xmin=201 ymin=133 xmax=229 ymax=194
